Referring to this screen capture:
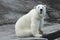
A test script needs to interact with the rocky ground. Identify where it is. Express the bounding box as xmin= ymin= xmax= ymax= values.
xmin=0 ymin=21 xmax=60 ymax=40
